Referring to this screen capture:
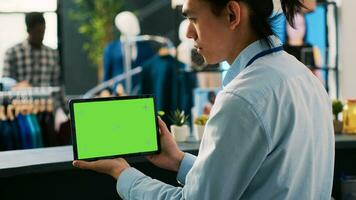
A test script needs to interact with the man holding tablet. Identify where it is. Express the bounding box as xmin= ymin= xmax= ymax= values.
xmin=73 ymin=0 xmax=334 ymax=199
